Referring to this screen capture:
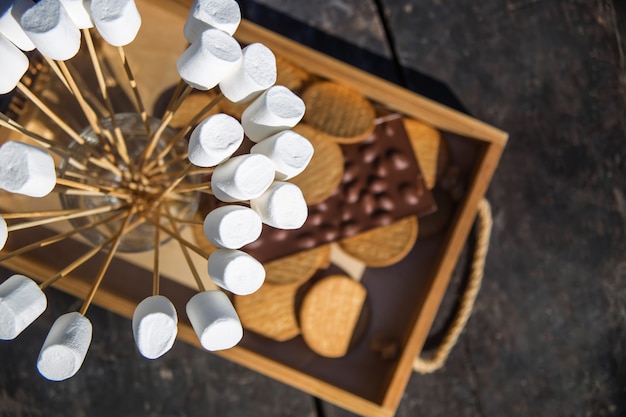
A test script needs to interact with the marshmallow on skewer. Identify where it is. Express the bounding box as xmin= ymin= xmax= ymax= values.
xmin=219 ymin=43 xmax=276 ymax=104
xmin=188 ymin=113 xmax=243 ymax=167
xmin=0 ymin=215 xmax=7 ymax=250
xmin=91 ymin=0 xmax=140 ymax=46
xmin=0 ymin=141 xmax=56 ymax=197
xmin=132 ymin=295 xmax=178 ymax=359
xmin=241 ymin=85 xmax=305 ymax=143
xmin=0 ymin=274 xmax=47 ymax=340
xmin=250 ymin=130 xmax=314 ymax=180
xmin=203 ymin=205 xmax=262 ymax=249
xmin=37 ymin=312 xmax=92 ymax=381
xmin=20 ymin=0 xmax=81 ymax=61
xmin=250 ymin=181 xmax=308 ymax=230
xmin=186 ymin=290 xmax=243 ymax=351
xmin=211 ymin=153 xmax=275 ymax=202
xmin=177 ymin=28 xmax=242 ymax=91
xmin=0 ymin=0 xmax=36 ymax=51
xmin=0 ymin=34 xmax=29 ymax=94
xmin=184 ymin=0 xmax=241 ymax=43
xmin=208 ymin=249 xmax=265 ymax=295
xmin=59 ymin=0 xmax=93 ymax=29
